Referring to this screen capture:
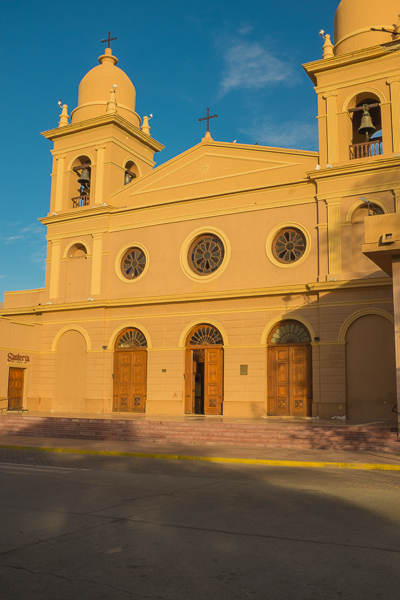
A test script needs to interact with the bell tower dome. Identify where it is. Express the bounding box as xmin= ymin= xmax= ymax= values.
xmin=334 ymin=0 xmax=400 ymax=55
xmin=71 ymin=47 xmax=141 ymax=127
